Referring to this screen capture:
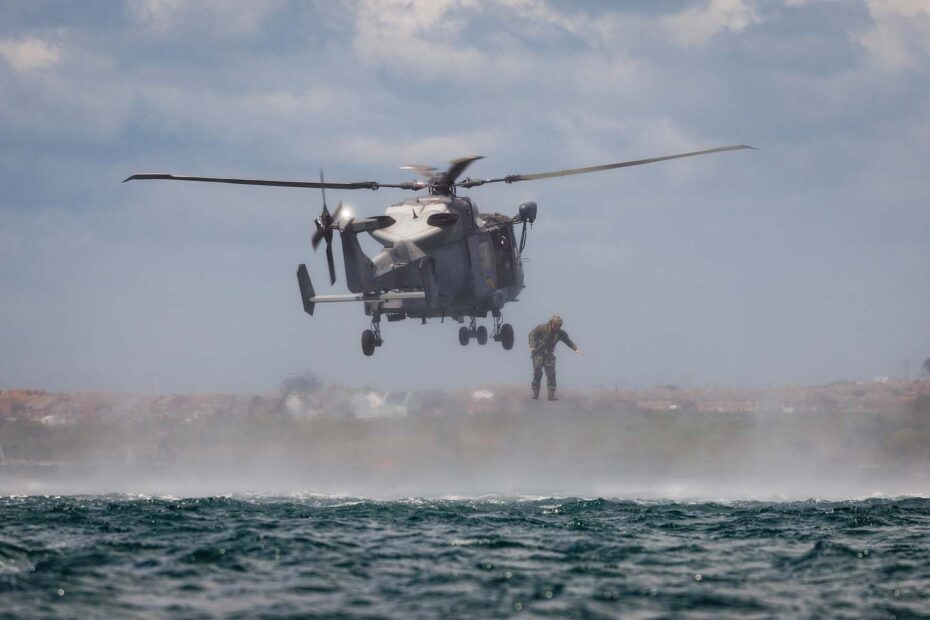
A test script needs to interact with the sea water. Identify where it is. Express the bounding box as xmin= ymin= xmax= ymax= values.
xmin=1 ymin=495 xmax=928 ymax=618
